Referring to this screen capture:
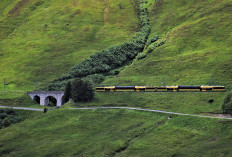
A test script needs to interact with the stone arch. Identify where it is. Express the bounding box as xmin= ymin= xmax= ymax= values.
xmin=28 ymin=91 xmax=64 ymax=106
xmin=33 ymin=95 xmax=40 ymax=104
xmin=44 ymin=96 xmax=57 ymax=106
